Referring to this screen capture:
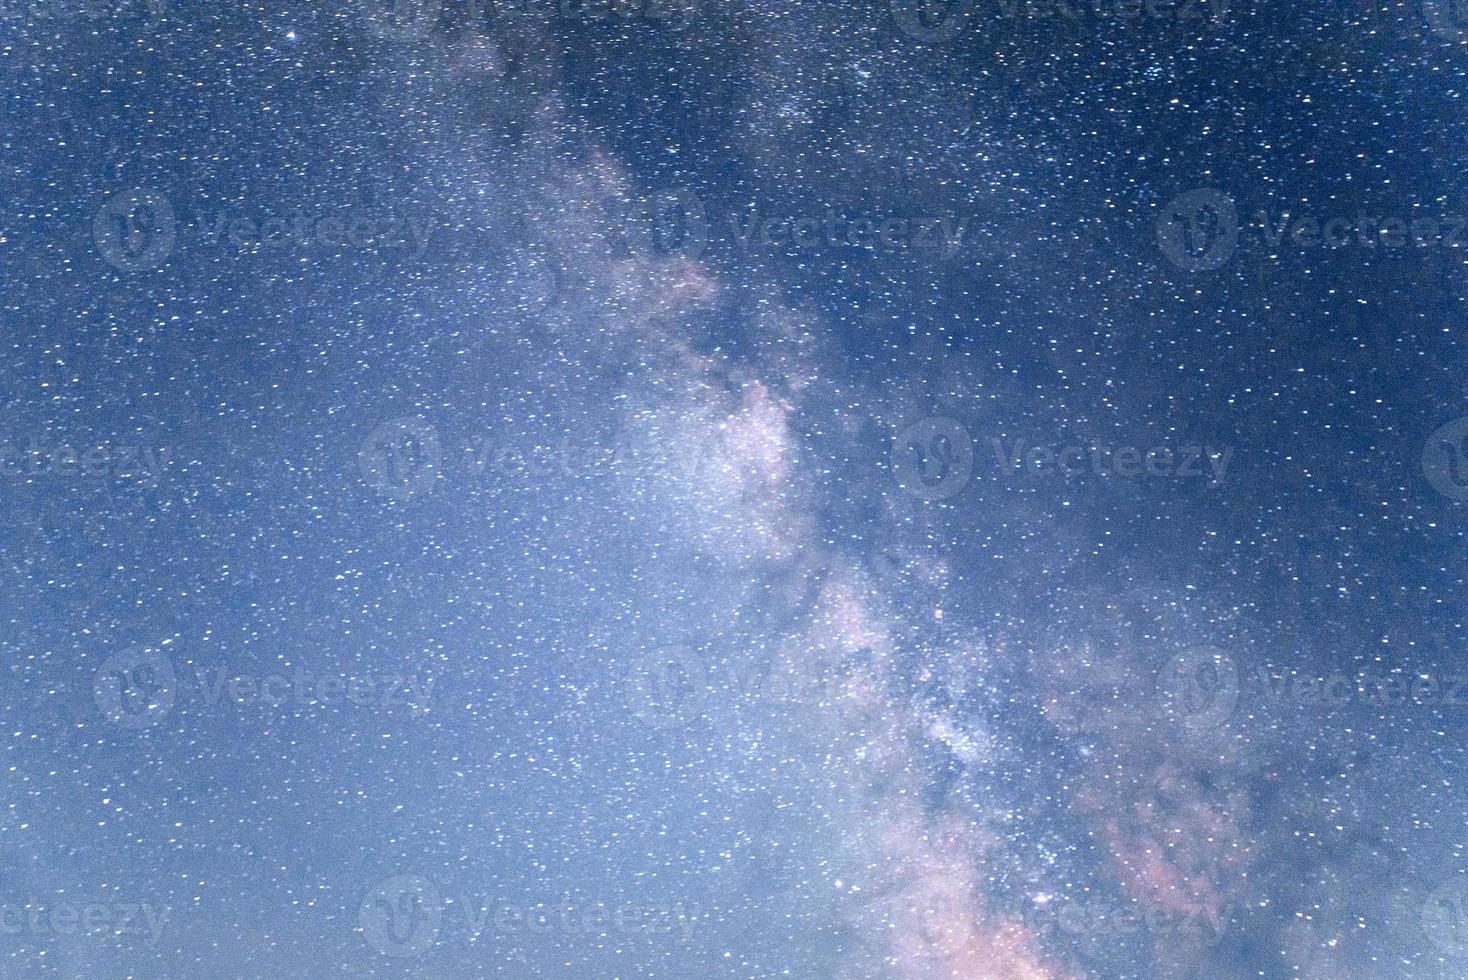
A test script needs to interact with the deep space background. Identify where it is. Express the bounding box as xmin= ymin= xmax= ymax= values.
xmin=3 ymin=0 xmax=1468 ymax=976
